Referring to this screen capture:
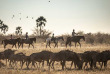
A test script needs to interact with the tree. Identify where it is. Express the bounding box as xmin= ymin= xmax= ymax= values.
xmin=36 ymin=16 xmax=47 ymax=36
xmin=0 ymin=20 xmax=3 ymax=25
xmin=1 ymin=24 xmax=8 ymax=34
xmin=0 ymin=20 xmax=8 ymax=34
xmin=0 ymin=20 xmax=3 ymax=32
xmin=85 ymin=33 xmax=95 ymax=45
xmin=77 ymin=31 xmax=84 ymax=35
xmin=15 ymin=26 xmax=22 ymax=35
xmin=32 ymin=27 xmax=51 ymax=38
